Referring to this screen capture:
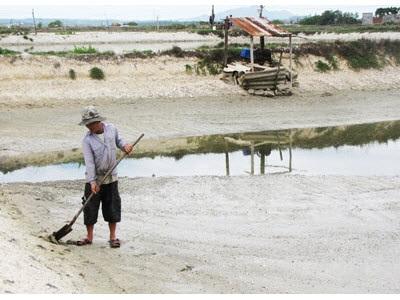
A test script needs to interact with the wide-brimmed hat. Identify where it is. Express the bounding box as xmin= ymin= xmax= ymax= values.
xmin=79 ymin=106 xmax=106 ymax=126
